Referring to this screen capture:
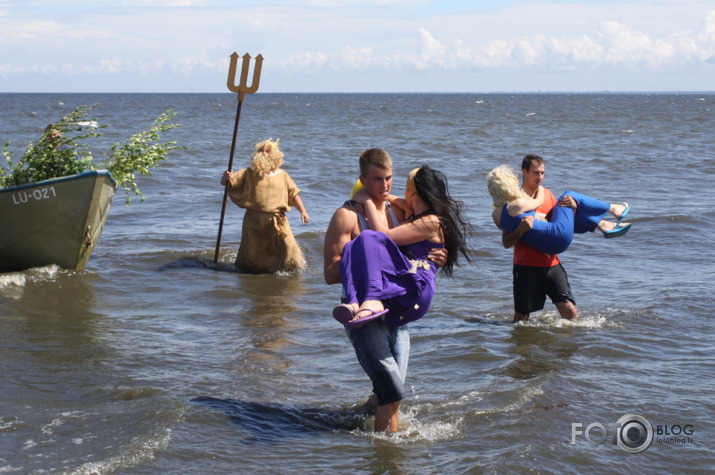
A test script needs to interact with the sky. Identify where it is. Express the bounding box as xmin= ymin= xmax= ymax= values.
xmin=1 ymin=0 xmax=714 ymax=93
